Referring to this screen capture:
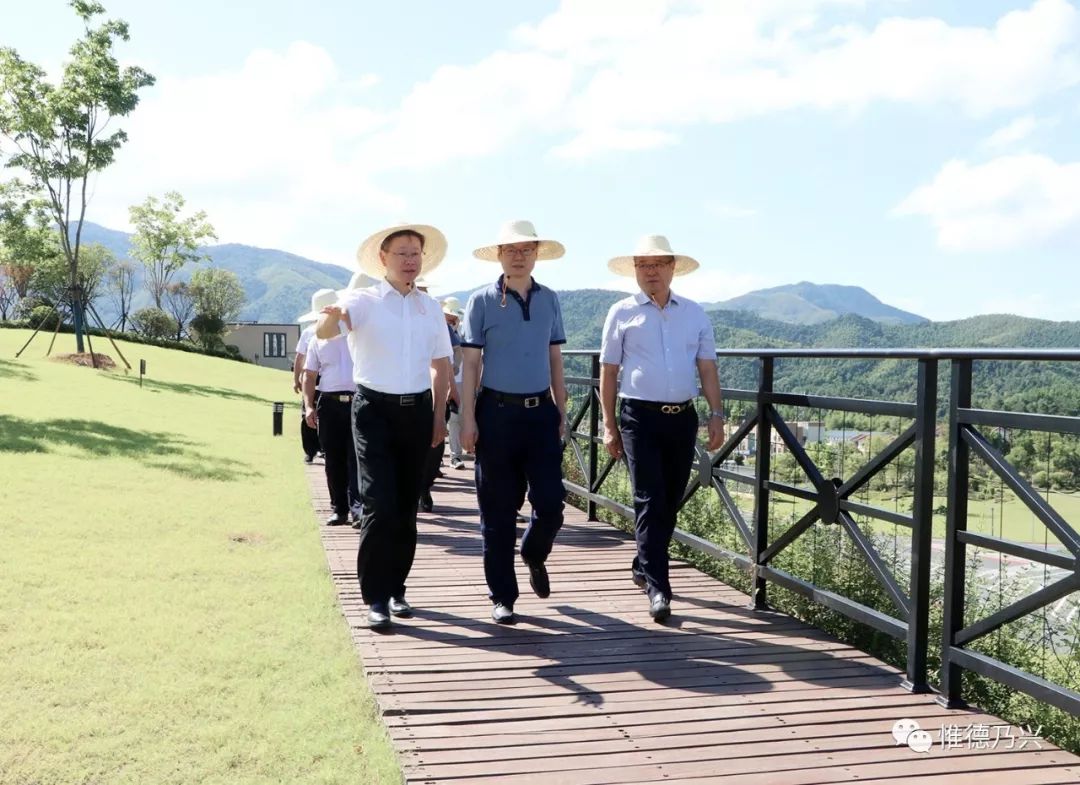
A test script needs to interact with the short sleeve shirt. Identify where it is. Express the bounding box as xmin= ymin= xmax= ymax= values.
xmin=461 ymin=276 xmax=566 ymax=394
xmin=600 ymin=290 xmax=716 ymax=403
xmin=337 ymin=280 xmax=453 ymax=394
